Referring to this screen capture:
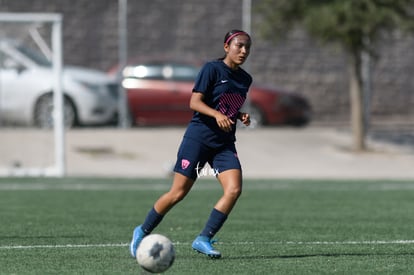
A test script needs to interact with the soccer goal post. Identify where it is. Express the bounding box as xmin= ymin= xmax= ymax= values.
xmin=0 ymin=12 xmax=65 ymax=177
